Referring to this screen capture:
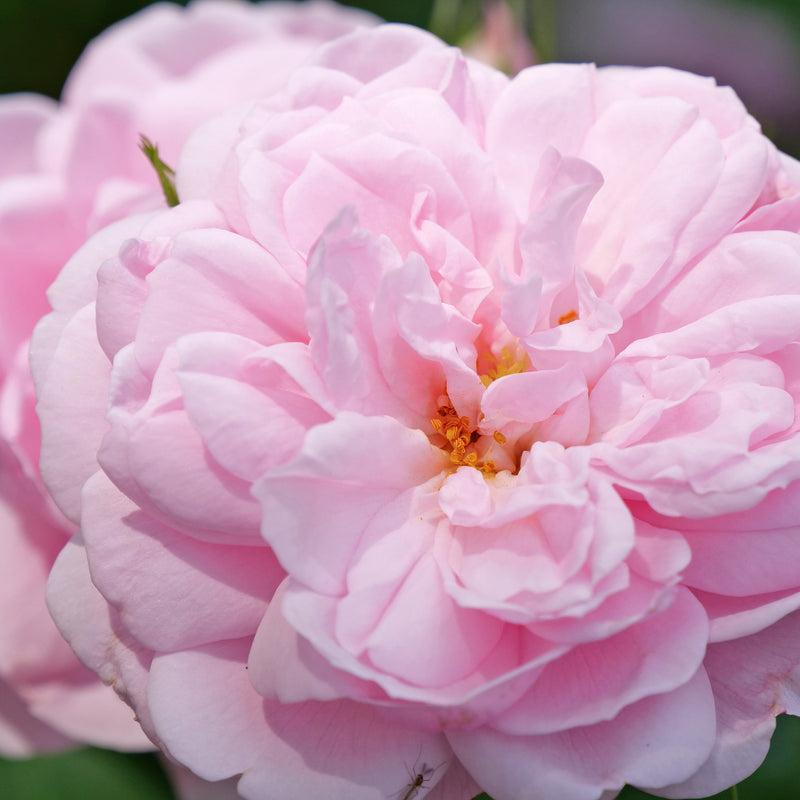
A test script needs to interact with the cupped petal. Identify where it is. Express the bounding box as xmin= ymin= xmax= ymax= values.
xmin=100 ymin=344 xmax=263 ymax=541
xmin=279 ymin=579 xmax=556 ymax=717
xmin=134 ymin=226 xmax=306 ymax=378
xmin=309 ymin=23 xmax=462 ymax=88
xmin=248 ymin=579 xmax=379 ymax=705
xmin=505 ymin=148 xmax=603 ymax=336
xmin=362 ymin=85 xmax=512 ymax=270
xmin=283 ymin=129 xmax=472 ymax=259
xmin=492 ymin=589 xmax=708 ymax=735
xmin=177 ymin=333 xmax=332 ymax=483
xmin=374 ymin=252 xmax=483 ymax=421
xmin=305 ymin=208 xmax=412 ymax=419
xmin=592 ymin=350 xmax=800 ymax=518
xmin=480 ymin=364 xmax=589 ymax=446
xmin=254 ymin=412 xmax=448 ymax=595
xmin=578 ymin=92 xmax=768 ymax=315
xmin=95 ymin=199 xmax=229 ymax=361
xmin=439 ymin=453 xmax=637 ymax=627
xmin=359 ymin=554 xmax=506 ymax=689
xmin=307 ymin=205 xmax=483 ymax=425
